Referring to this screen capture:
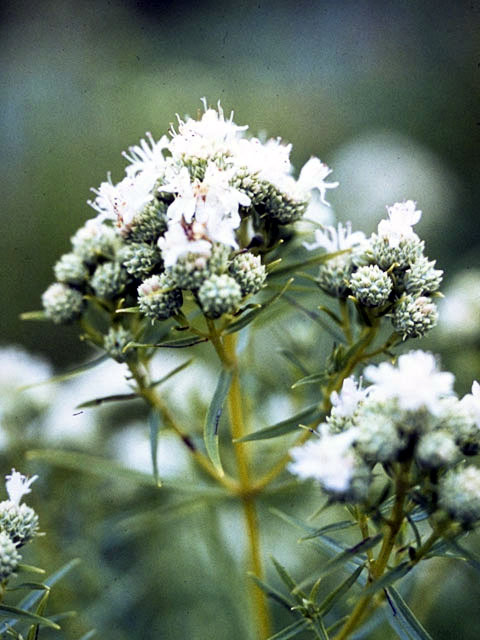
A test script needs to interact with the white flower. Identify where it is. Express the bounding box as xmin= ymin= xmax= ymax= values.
xmin=289 ymin=426 xmax=357 ymax=494
xmin=88 ymin=172 xmax=156 ymax=232
xmin=5 ymin=469 xmax=38 ymax=506
xmin=160 ymin=163 xmax=250 ymax=227
xmin=330 ymin=376 xmax=369 ymax=419
xmin=303 ymin=221 xmax=366 ymax=252
xmin=377 ymin=200 xmax=422 ymax=247
xmin=122 ymin=132 xmax=169 ymax=178
xmin=460 ymin=381 xmax=480 ymax=428
xmin=233 ymin=136 xmax=293 ymax=186
xmin=169 ymin=99 xmax=247 ymax=160
xmin=364 ymin=350 xmax=455 ymax=415
xmin=297 ymin=158 xmax=339 ymax=206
